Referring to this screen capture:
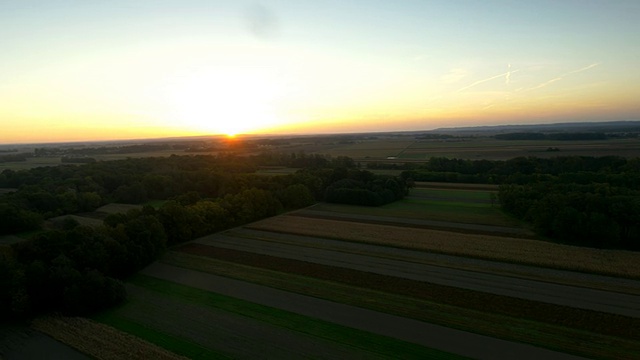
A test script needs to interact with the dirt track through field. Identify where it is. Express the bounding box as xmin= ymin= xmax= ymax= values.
xmin=194 ymin=231 xmax=640 ymax=318
xmin=141 ymin=262 xmax=586 ymax=360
